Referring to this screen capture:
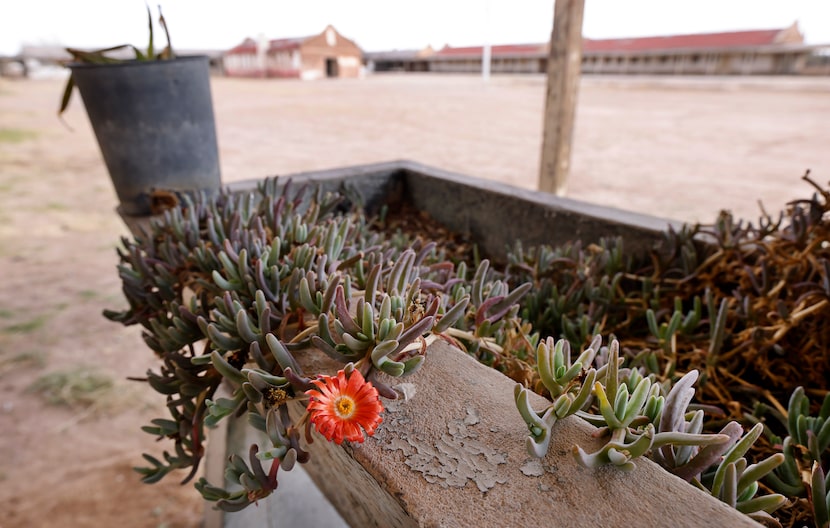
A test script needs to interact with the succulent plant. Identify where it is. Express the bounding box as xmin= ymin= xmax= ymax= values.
xmin=515 ymin=335 xmax=600 ymax=458
xmin=108 ymin=171 xmax=829 ymax=525
xmin=812 ymin=463 xmax=830 ymax=528
xmin=765 ymin=387 xmax=830 ymax=524
xmin=516 ymin=335 xmax=786 ymax=522
xmin=107 ymin=177 xmax=528 ymax=510
xmin=506 ymin=174 xmax=830 ymax=525
xmin=701 ymin=423 xmax=787 ymax=523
